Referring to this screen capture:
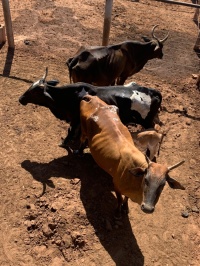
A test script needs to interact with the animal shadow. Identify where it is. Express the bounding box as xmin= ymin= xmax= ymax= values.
xmin=21 ymin=153 xmax=144 ymax=266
